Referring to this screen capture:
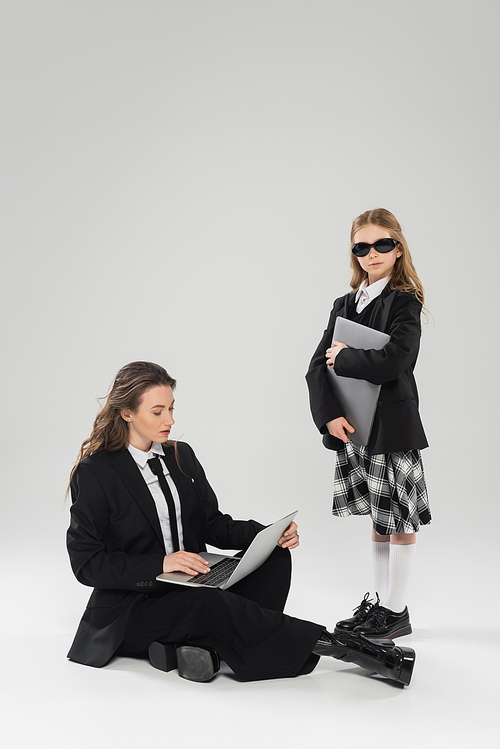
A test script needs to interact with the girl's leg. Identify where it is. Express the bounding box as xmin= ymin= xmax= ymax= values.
xmin=371 ymin=526 xmax=390 ymax=602
xmin=334 ymin=523 xmax=388 ymax=632
xmin=353 ymin=531 xmax=415 ymax=638
xmin=383 ymin=532 xmax=416 ymax=613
